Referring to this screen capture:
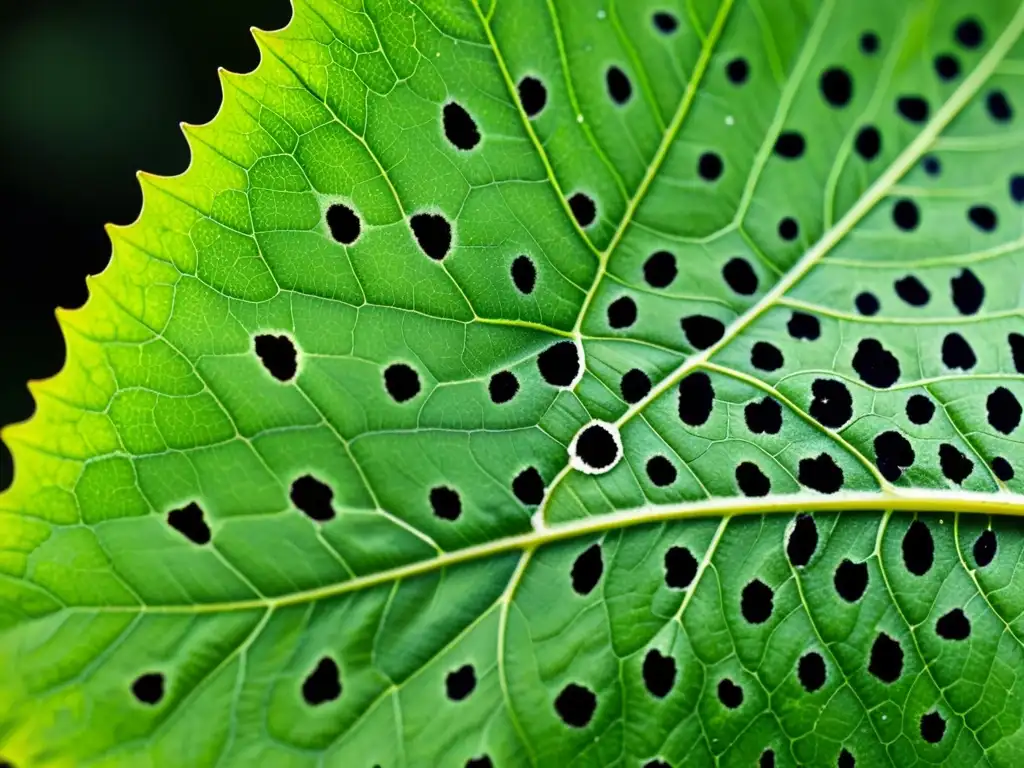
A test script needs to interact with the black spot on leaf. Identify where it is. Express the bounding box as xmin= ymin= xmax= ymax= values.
xmin=774 ymin=131 xmax=806 ymax=159
xmin=726 ymin=57 xmax=749 ymax=84
xmin=446 ymin=664 xmax=476 ymax=701
xmin=939 ymin=443 xmax=973 ymax=484
xmin=751 ymin=341 xmax=784 ymax=371
xmin=934 ymin=53 xmax=960 ymax=80
xmin=554 ymin=683 xmax=597 ymax=728
xmin=741 ymin=579 xmax=774 ymax=624
xmin=1010 ymin=175 xmax=1024 ymax=203
xmin=936 ymin=609 xmax=970 ymax=641
xmin=430 ymin=486 xmax=461 ymax=521
xmin=326 ymin=203 xmax=360 ymax=244
xmin=678 ymin=372 xmax=714 ymax=426
xmin=838 ymin=749 xmax=855 ymax=768
xmin=664 ymin=546 xmax=697 ymax=589
xmin=987 ymin=90 xmax=1013 ymax=122
xmin=607 ymin=296 xmax=638 ymax=329
xmin=744 ymin=397 xmax=782 ymax=435
xmin=698 ymin=152 xmax=723 ymax=181
xmin=860 ymin=32 xmax=879 ymax=54
xmin=810 ymin=378 xmax=853 ymax=428
xmin=466 ymin=757 xmax=492 ymax=768
xmin=760 ymin=750 xmax=776 ymax=768
xmin=868 ymin=633 xmax=903 ymax=684
xmin=736 ymin=462 xmax=771 ymax=497
xmin=606 ymin=66 xmax=632 ymax=105
xmin=778 ymin=217 xmax=799 ymax=241
xmin=955 ymin=17 xmax=984 ymax=48
xmin=896 ymin=96 xmax=929 ymax=123
xmin=646 ymin=456 xmax=677 ymax=487
xmin=653 ymin=11 xmax=679 ymax=33
xmin=621 ymin=369 xmax=652 ymax=403
xmin=906 ymin=394 xmax=935 ymax=425
xmin=974 ymin=530 xmax=997 ymax=567
xmin=799 ymin=453 xmax=844 ymax=494
xmin=968 ymin=205 xmax=998 ymax=232
xmin=902 ymin=520 xmax=934 ymax=576
xmin=855 ymin=291 xmax=880 ymax=315
xmin=681 ymin=315 xmax=725 ymax=349
xmin=834 ymin=559 xmax=868 ymax=602
xmin=723 ymin=257 xmax=758 ymax=295
xmin=644 ymin=251 xmax=677 ymax=288
xmin=442 ymin=102 xmax=480 ymax=150
xmin=920 ymin=712 xmax=946 ymax=744
xmin=642 ymin=649 xmax=676 ymax=698
xmin=167 ymin=501 xmax=211 ymax=544
xmin=798 ymin=652 xmax=827 ymax=692
xmin=894 ymin=275 xmax=929 ymax=306
xmin=384 ymin=363 xmax=421 ymax=402
xmin=892 ymin=199 xmax=920 ymax=231
xmin=572 ymin=544 xmax=603 ymax=595
xmin=132 ymin=673 xmax=165 ymax=705
xmin=993 ymin=456 xmax=1015 ymax=481
xmin=510 ymin=255 xmax=536 ymax=294
xmin=950 ymin=269 xmax=984 ymax=314
xmin=922 ymin=155 xmax=941 ymax=176
xmin=513 ymin=467 xmax=545 ymax=505
xmin=489 ymin=371 xmax=519 ymax=404
xmin=410 ymin=213 xmax=452 ymax=260
xmin=518 ymin=76 xmax=547 ymax=118
xmin=644 ymin=761 xmax=670 ymax=768
xmin=717 ymin=678 xmax=744 ymax=708
xmin=291 ymin=475 xmax=335 ymax=522
xmin=820 ymin=67 xmax=853 ymax=107
xmin=787 ymin=311 xmax=820 ymax=340
xmin=987 ymin=386 xmax=1021 ymax=434
xmin=874 ymin=430 xmax=915 ymax=481
xmin=942 ymin=332 xmax=976 ymax=370
xmin=1010 ymin=332 xmax=1024 ymax=372
xmin=854 ymin=126 xmax=881 ymax=160
xmin=568 ymin=193 xmax=597 ymax=228
xmin=302 ymin=657 xmax=341 ymax=705
xmin=537 ymin=341 xmax=580 ymax=387
xmin=574 ymin=424 xmax=619 ymax=471
xmin=853 ymin=338 xmax=900 ymax=388
xmin=787 ymin=514 xmax=818 ymax=567
xmin=255 ymin=334 xmax=297 ymax=382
